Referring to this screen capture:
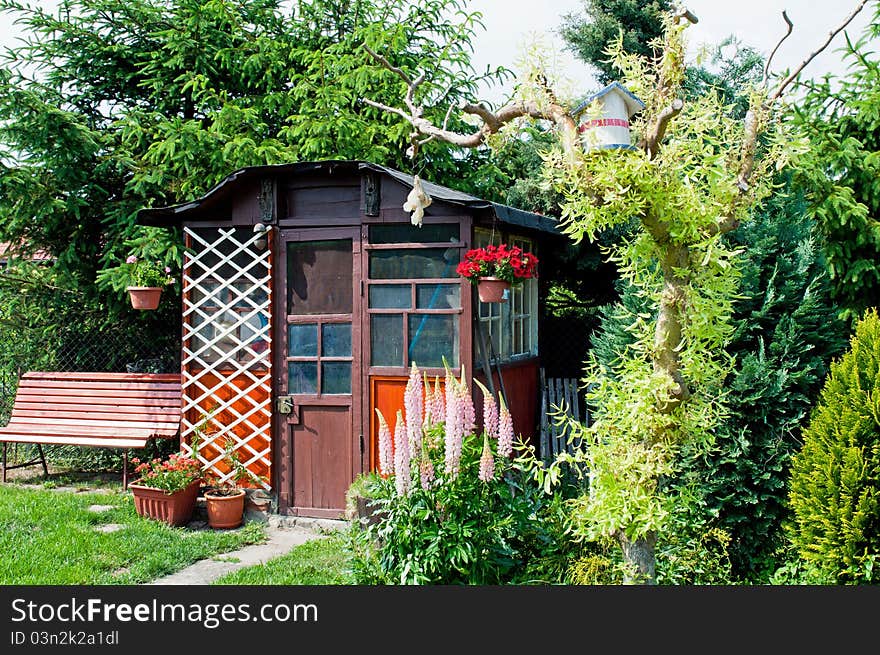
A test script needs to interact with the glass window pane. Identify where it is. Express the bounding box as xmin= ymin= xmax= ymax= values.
xmin=371 ymin=314 xmax=403 ymax=367
xmin=416 ymin=284 xmax=460 ymax=309
xmin=322 ymin=323 xmax=351 ymax=357
xmin=369 ymin=248 xmax=460 ymax=279
xmin=369 ymin=223 xmax=459 ymax=244
xmin=287 ymin=240 xmax=352 ymax=315
xmin=322 ymin=362 xmax=351 ymax=394
xmin=408 ymin=314 xmax=459 ymax=368
xmin=288 ymin=323 xmax=318 ymax=357
xmin=369 ymin=284 xmax=411 ymax=309
xmin=288 ymin=361 xmax=317 ymax=395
